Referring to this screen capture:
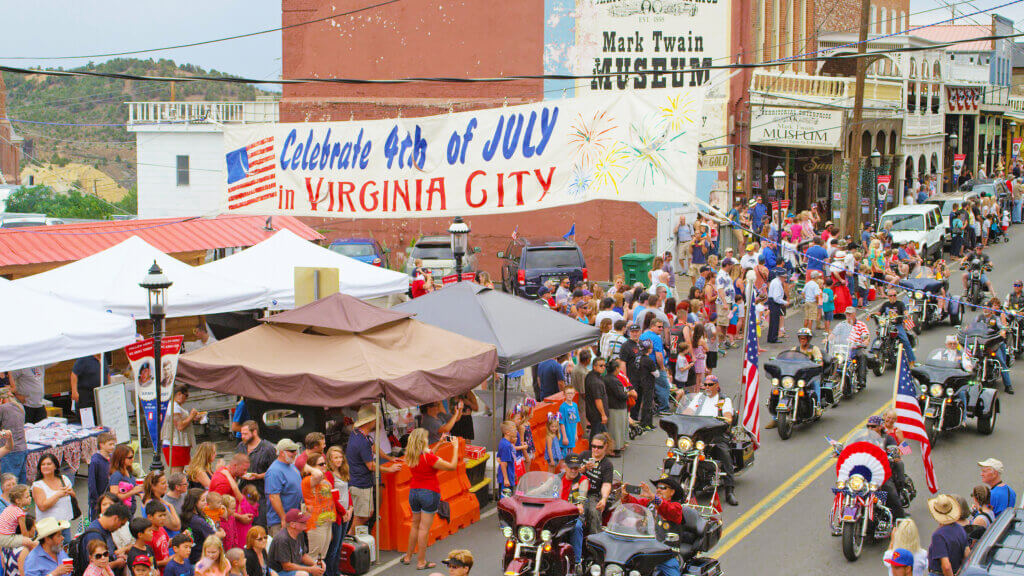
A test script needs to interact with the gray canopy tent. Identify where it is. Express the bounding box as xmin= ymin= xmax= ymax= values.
xmin=396 ymin=282 xmax=600 ymax=494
